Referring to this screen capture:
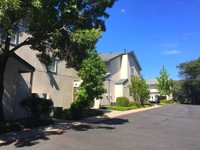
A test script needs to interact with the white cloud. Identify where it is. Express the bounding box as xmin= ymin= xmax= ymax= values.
xmin=160 ymin=50 xmax=181 ymax=55
xmin=121 ymin=9 xmax=126 ymax=13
